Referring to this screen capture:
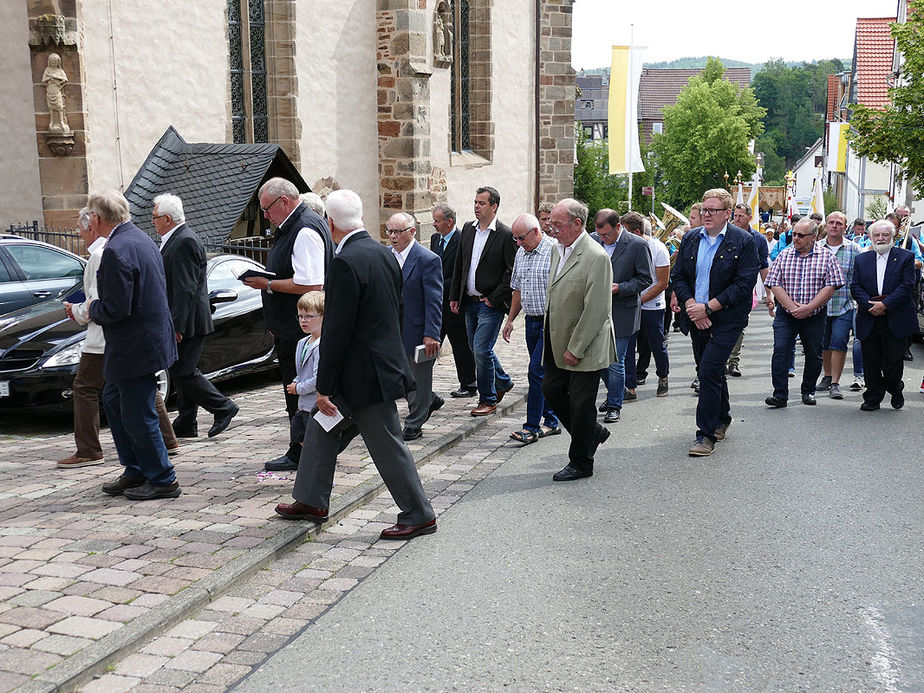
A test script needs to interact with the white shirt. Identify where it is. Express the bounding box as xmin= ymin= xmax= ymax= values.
xmin=876 ymin=250 xmax=889 ymax=295
xmin=391 ymin=237 xmax=415 ymax=269
xmin=292 ymin=227 xmax=326 ymax=285
xmin=158 ymin=225 xmax=181 ymax=250
xmin=555 ymin=233 xmax=584 ymax=280
xmin=642 ymin=236 xmax=670 ymax=310
xmin=335 ymin=229 xmax=364 ymax=254
xmin=73 ymin=237 xmax=107 ymax=354
xmin=466 ymin=216 xmax=497 ymax=296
